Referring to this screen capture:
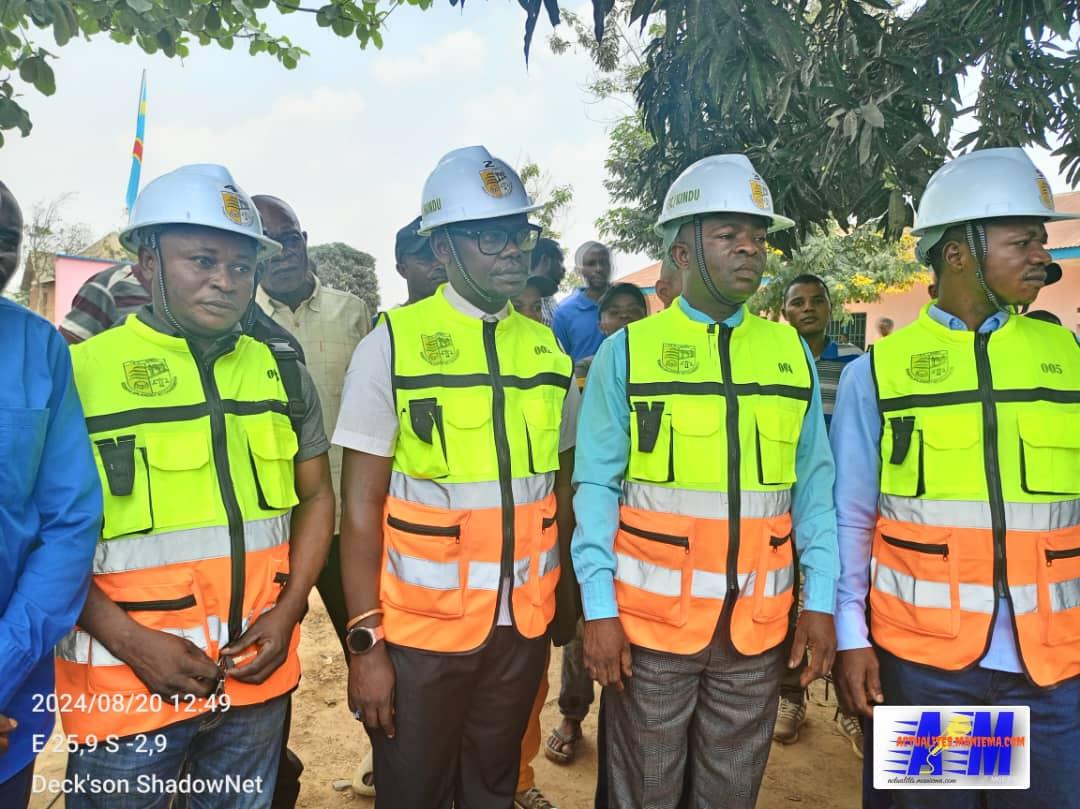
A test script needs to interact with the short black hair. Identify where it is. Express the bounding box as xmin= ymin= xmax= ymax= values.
xmin=783 ymin=274 xmax=830 ymax=304
xmin=531 ymin=237 xmax=563 ymax=270
xmin=598 ymin=282 xmax=648 ymax=314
